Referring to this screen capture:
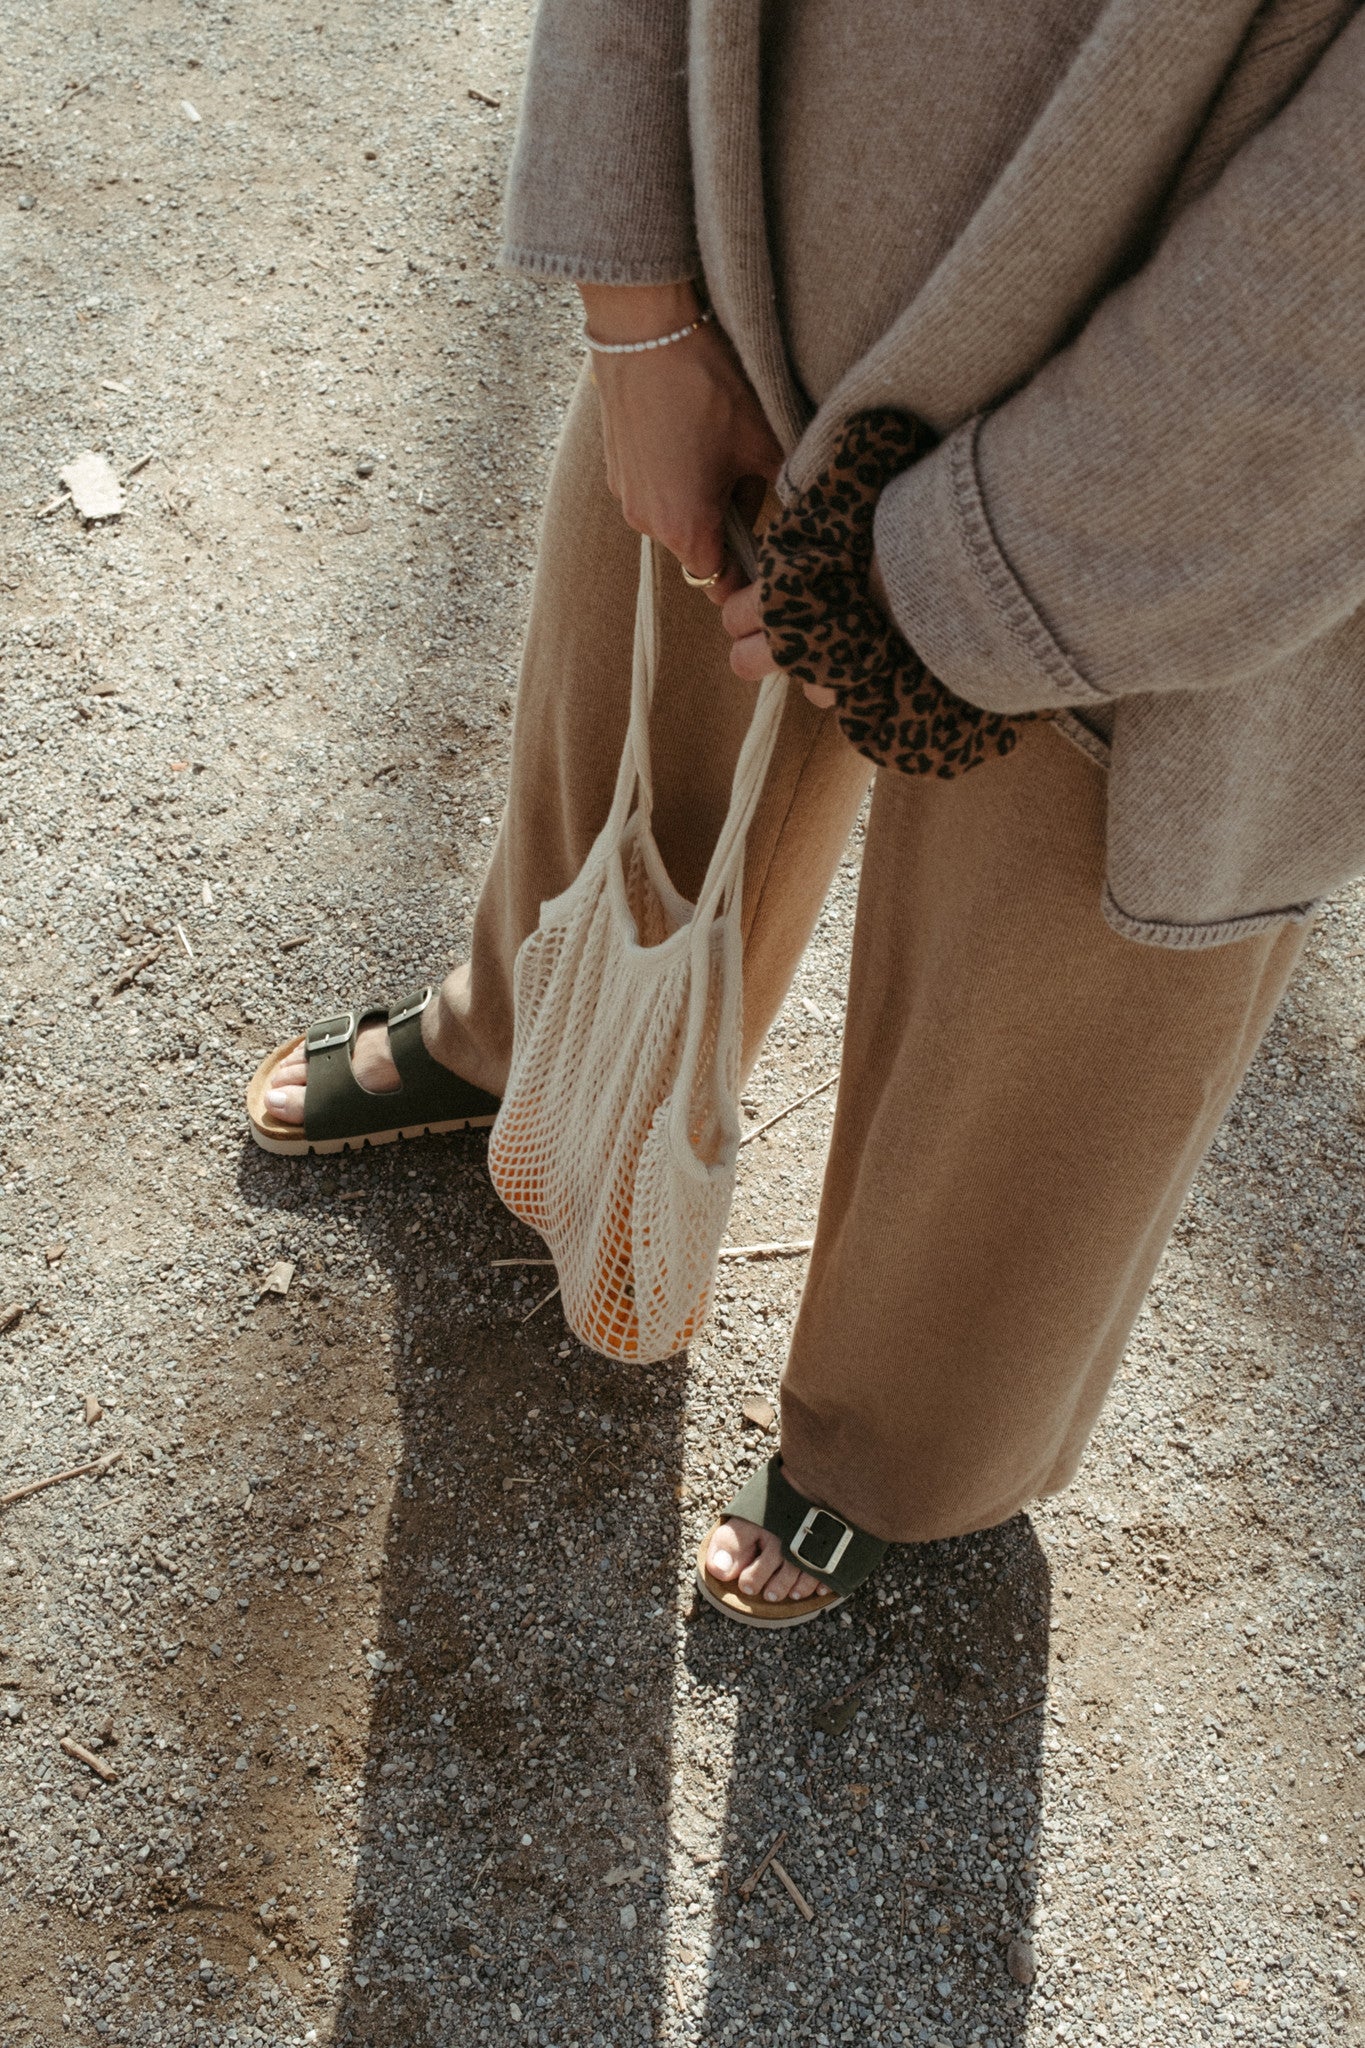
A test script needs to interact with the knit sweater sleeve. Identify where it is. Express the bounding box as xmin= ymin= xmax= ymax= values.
xmin=500 ymin=0 xmax=698 ymax=287
xmin=873 ymin=10 xmax=1365 ymax=715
